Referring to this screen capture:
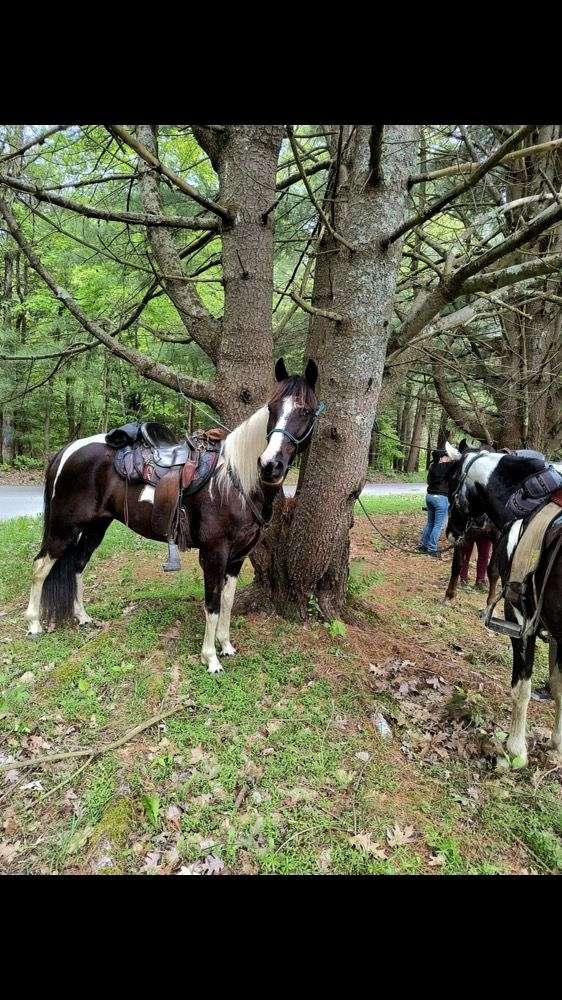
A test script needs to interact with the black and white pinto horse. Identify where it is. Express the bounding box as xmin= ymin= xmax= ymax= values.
xmin=26 ymin=359 xmax=320 ymax=674
xmin=444 ymin=440 xmax=562 ymax=764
